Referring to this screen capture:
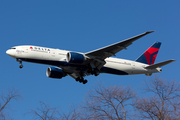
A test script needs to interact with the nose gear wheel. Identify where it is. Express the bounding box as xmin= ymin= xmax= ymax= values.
xmin=16 ymin=59 xmax=23 ymax=69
